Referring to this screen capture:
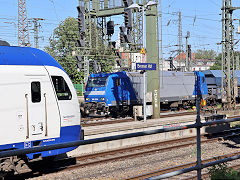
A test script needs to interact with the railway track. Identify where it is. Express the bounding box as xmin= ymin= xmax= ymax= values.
xmin=81 ymin=102 xmax=240 ymax=127
xmin=81 ymin=117 xmax=134 ymax=127
xmin=81 ymin=111 xmax=197 ymax=127
xmin=10 ymin=128 xmax=236 ymax=179
xmin=62 ymin=127 xmax=240 ymax=171
xmin=125 ymin=151 xmax=240 ymax=180
xmin=8 ymin=125 xmax=240 ymax=179
xmin=7 ymin=135 xmax=212 ymax=179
